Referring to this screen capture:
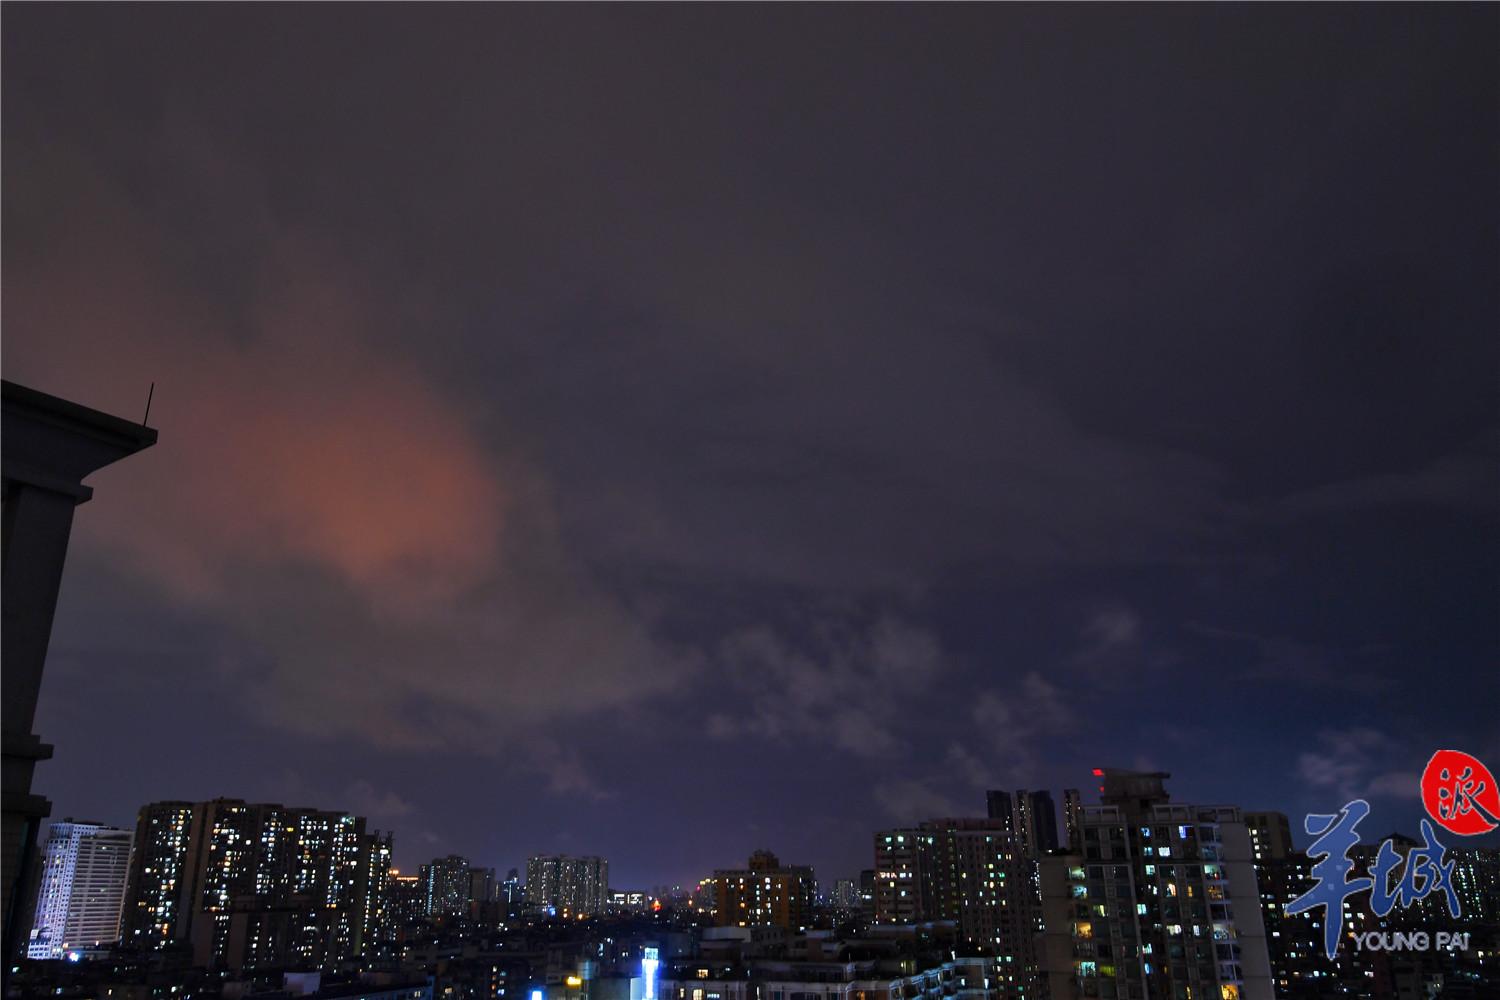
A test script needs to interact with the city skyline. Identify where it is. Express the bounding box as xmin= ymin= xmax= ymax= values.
xmin=16 ymin=768 xmax=1500 ymax=997
xmin=25 ymin=764 xmax=1490 ymax=896
xmin=4 ymin=4 xmax=1497 ymax=895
